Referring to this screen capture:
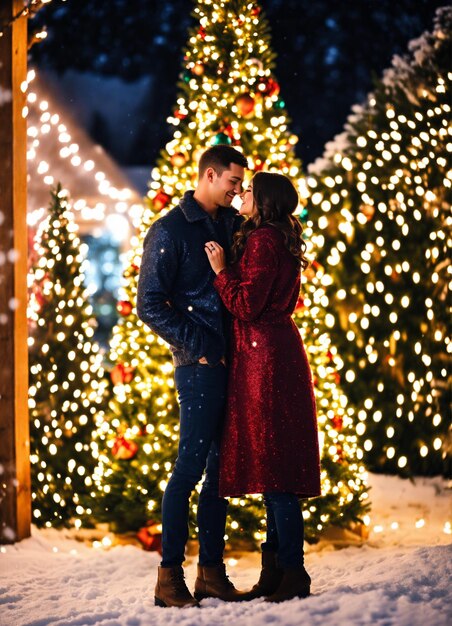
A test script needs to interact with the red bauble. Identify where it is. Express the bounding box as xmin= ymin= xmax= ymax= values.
xmin=174 ymin=109 xmax=187 ymax=120
xmin=117 ymin=300 xmax=133 ymax=316
xmin=259 ymin=77 xmax=280 ymax=97
xmin=110 ymin=363 xmax=135 ymax=385
xmin=235 ymin=93 xmax=255 ymax=117
xmin=198 ymin=26 xmax=206 ymax=40
xmin=254 ymin=157 xmax=265 ymax=172
xmin=136 ymin=521 xmax=163 ymax=553
xmin=359 ymin=204 xmax=375 ymax=220
xmin=251 ymin=6 xmax=261 ymax=16
xmin=153 ymin=190 xmax=171 ymax=211
xmin=112 ymin=436 xmax=139 ymax=460
xmin=170 ymin=152 xmax=187 ymax=168
xmin=331 ymin=415 xmax=343 ymax=431
xmin=192 ymin=62 xmax=205 ymax=76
